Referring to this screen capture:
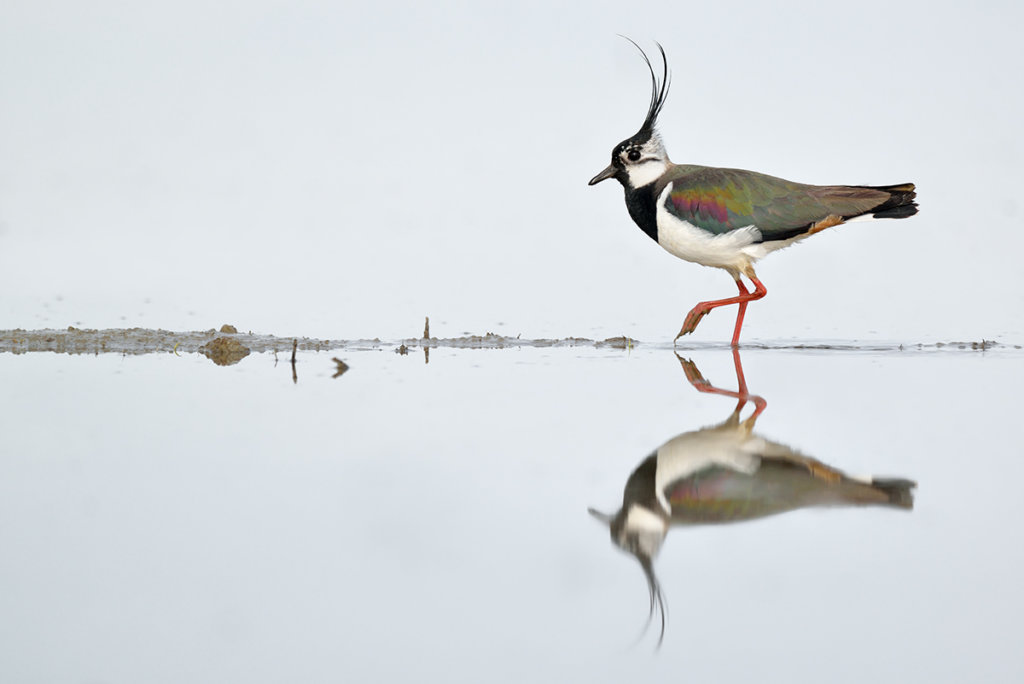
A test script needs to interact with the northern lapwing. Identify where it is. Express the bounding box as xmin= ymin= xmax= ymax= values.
xmin=589 ymin=351 xmax=915 ymax=645
xmin=589 ymin=41 xmax=918 ymax=346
